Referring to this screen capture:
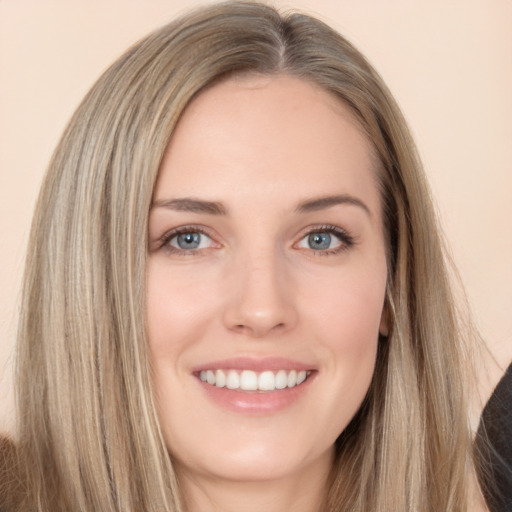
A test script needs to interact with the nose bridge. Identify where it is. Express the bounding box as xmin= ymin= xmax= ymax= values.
xmin=223 ymin=244 xmax=296 ymax=337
